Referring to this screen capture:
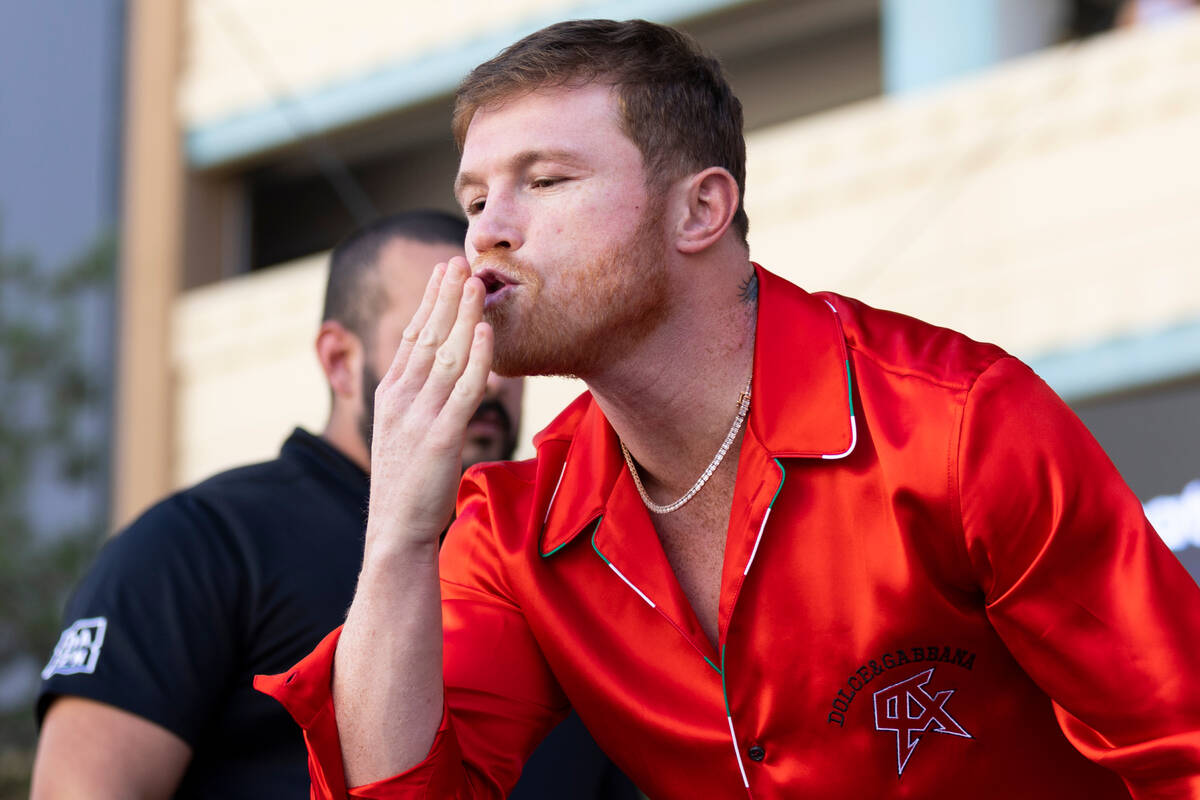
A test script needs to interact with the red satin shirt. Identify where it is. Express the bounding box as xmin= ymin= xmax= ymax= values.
xmin=259 ymin=266 xmax=1200 ymax=799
